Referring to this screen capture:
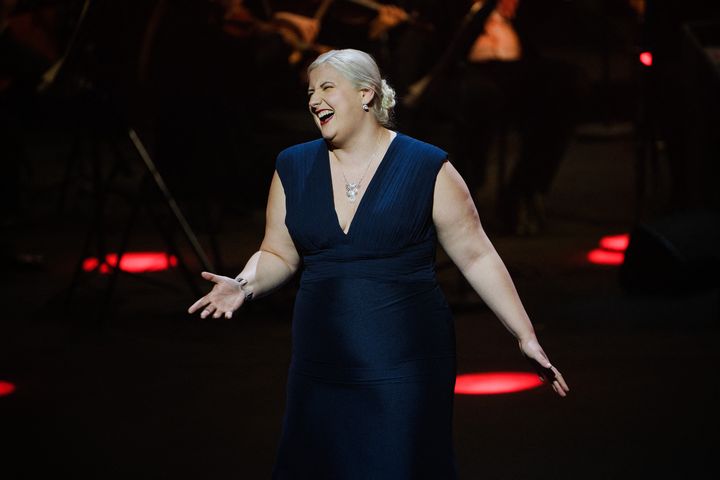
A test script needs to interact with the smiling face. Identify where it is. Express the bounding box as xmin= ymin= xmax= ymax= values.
xmin=307 ymin=63 xmax=373 ymax=145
